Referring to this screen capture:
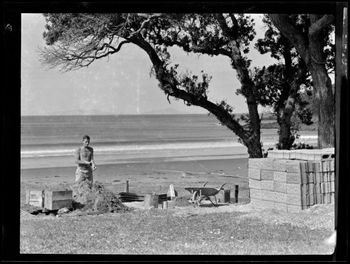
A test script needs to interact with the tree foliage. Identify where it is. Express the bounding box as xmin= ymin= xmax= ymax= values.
xmin=268 ymin=14 xmax=335 ymax=148
xmin=41 ymin=13 xmax=266 ymax=158
xmin=253 ymin=15 xmax=318 ymax=149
